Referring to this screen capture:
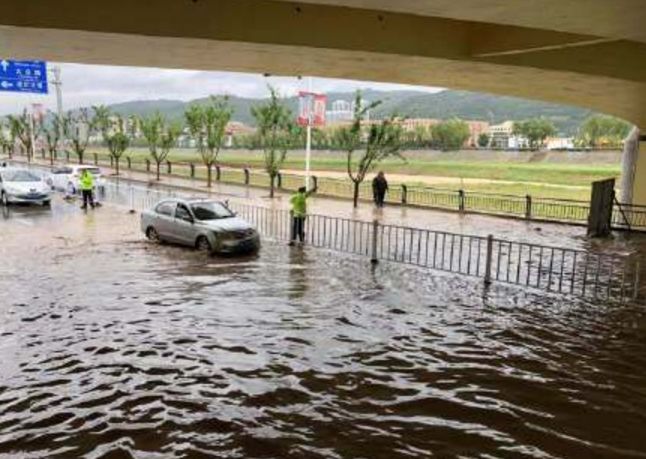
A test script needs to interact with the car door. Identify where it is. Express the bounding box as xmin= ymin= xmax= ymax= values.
xmin=173 ymin=203 xmax=197 ymax=246
xmin=153 ymin=201 xmax=177 ymax=241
